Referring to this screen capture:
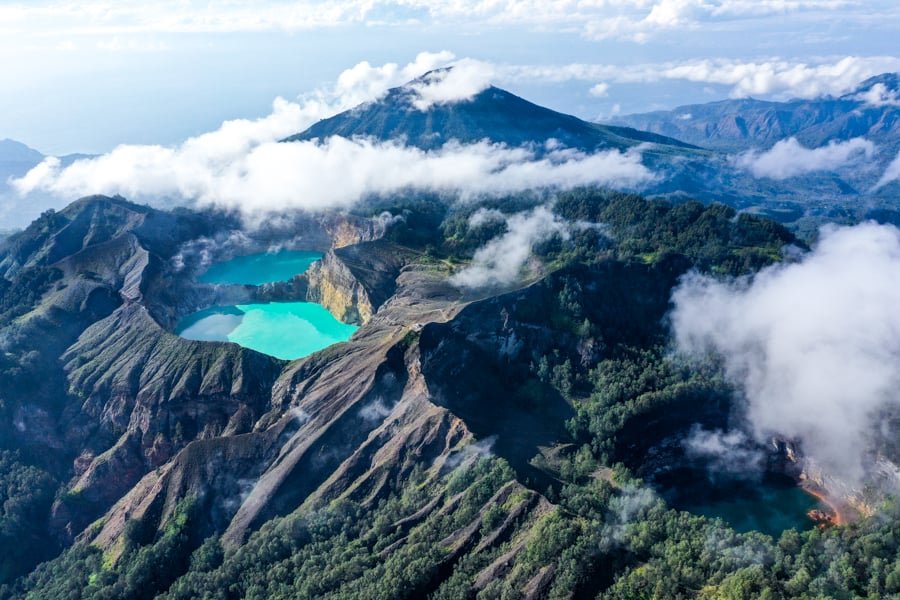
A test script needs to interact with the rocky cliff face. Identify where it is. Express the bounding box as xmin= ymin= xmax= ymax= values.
xmin=69 ymin=257 xmax=470 ymax=554
xmin=0 ymin=197 xmax=282 ymax=545
xmin=304 ymin=250 xmax=373 ymax=324
xmin=303 ymin=240 xmax=410 ymax=325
